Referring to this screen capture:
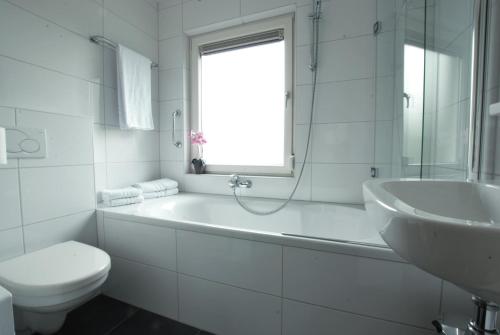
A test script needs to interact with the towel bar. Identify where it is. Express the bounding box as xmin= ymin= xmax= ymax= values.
xmin=90 ymin=35 xmax=159 ymax=68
